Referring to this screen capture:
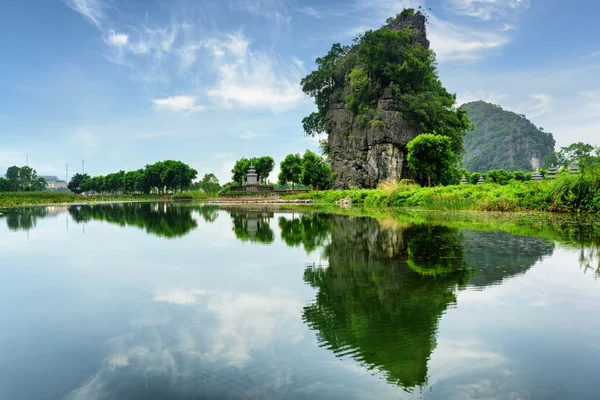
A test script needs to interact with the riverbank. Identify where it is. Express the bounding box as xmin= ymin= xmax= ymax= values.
xmin=0 ymin=192 xmax=180 ymax=209
xmin=281 ymin=176 xmax=600 ymax=213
